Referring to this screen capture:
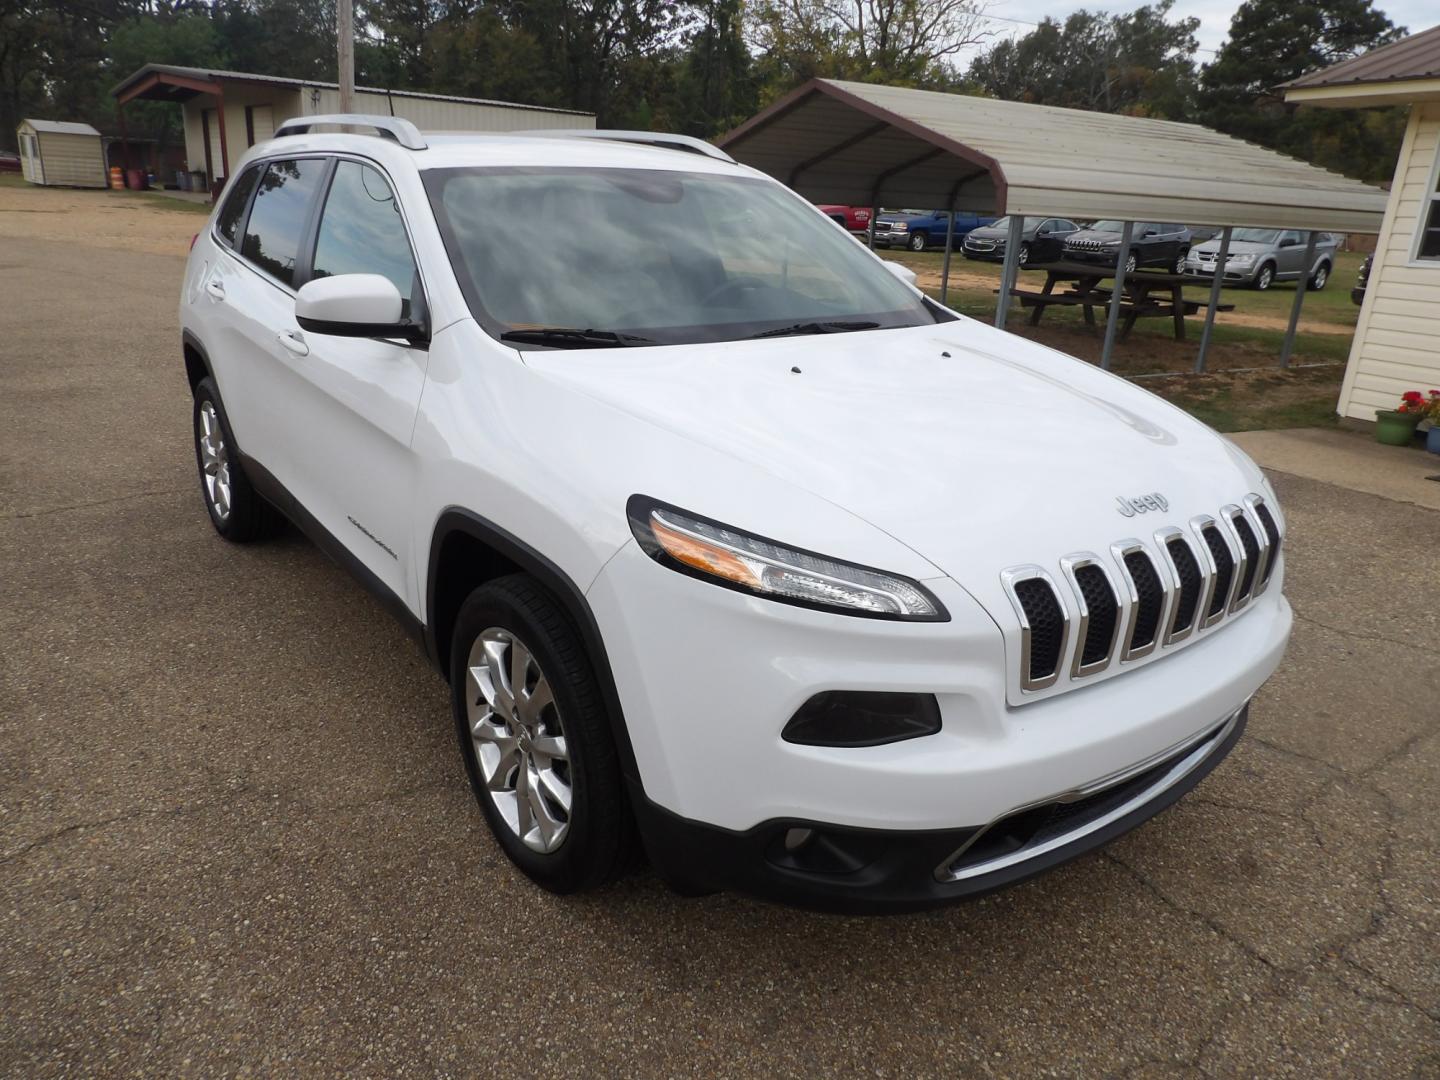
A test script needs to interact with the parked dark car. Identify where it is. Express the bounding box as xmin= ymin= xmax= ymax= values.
xmin=963 ymin=216 xmax=1080 ymax=266
xmin=1063 ymin=221 xmax=1193 ymax=274
xmin=1352 ymin=254 xmax=1372 ymax=305
xmin=872 ymin=209 xmax=997 ymax=251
